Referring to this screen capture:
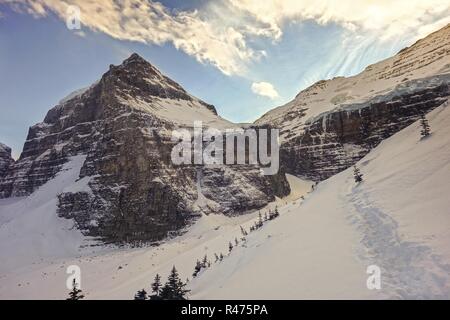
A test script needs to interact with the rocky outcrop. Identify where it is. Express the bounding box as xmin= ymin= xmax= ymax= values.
xmin=0 ymin=53 xmax=289 ymax=243
xmin=281 ymin=82 xmax=450 ymax=180
xmin=257 ymin=24 xmax=450 ymax=181
xmin=0 ymin=143 xmax=13 ymax=180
